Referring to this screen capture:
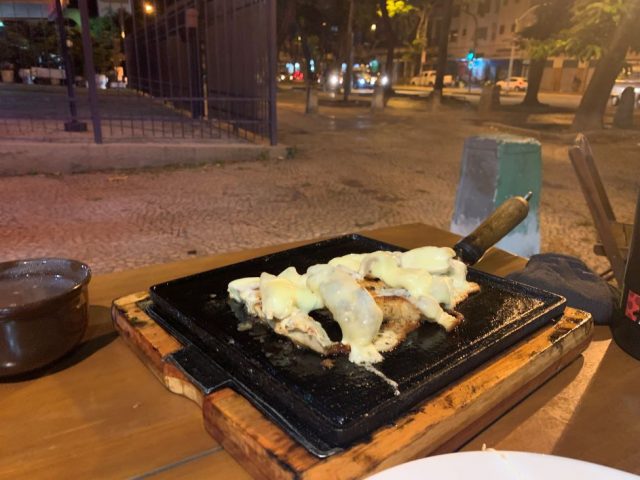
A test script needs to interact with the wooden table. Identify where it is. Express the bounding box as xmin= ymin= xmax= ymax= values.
xmin=1 ymin=224 xmax=639 ymax=478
